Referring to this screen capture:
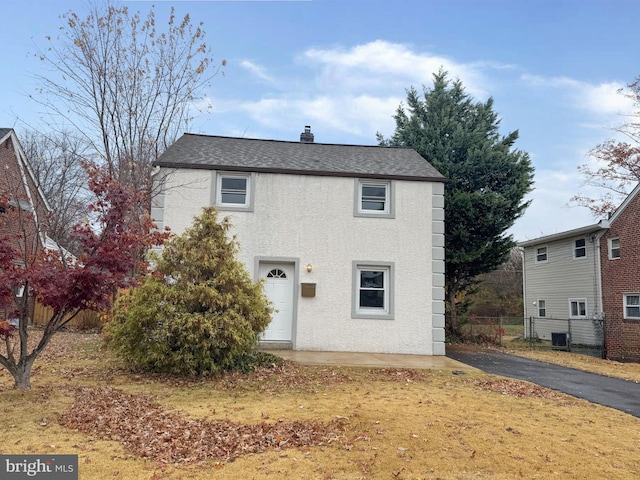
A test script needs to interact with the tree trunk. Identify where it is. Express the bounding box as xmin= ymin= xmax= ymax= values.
xmin=12 ymin=357 xmax=36 ymax=390
xmin=447 ymin=287 xmax=461 ymax=338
